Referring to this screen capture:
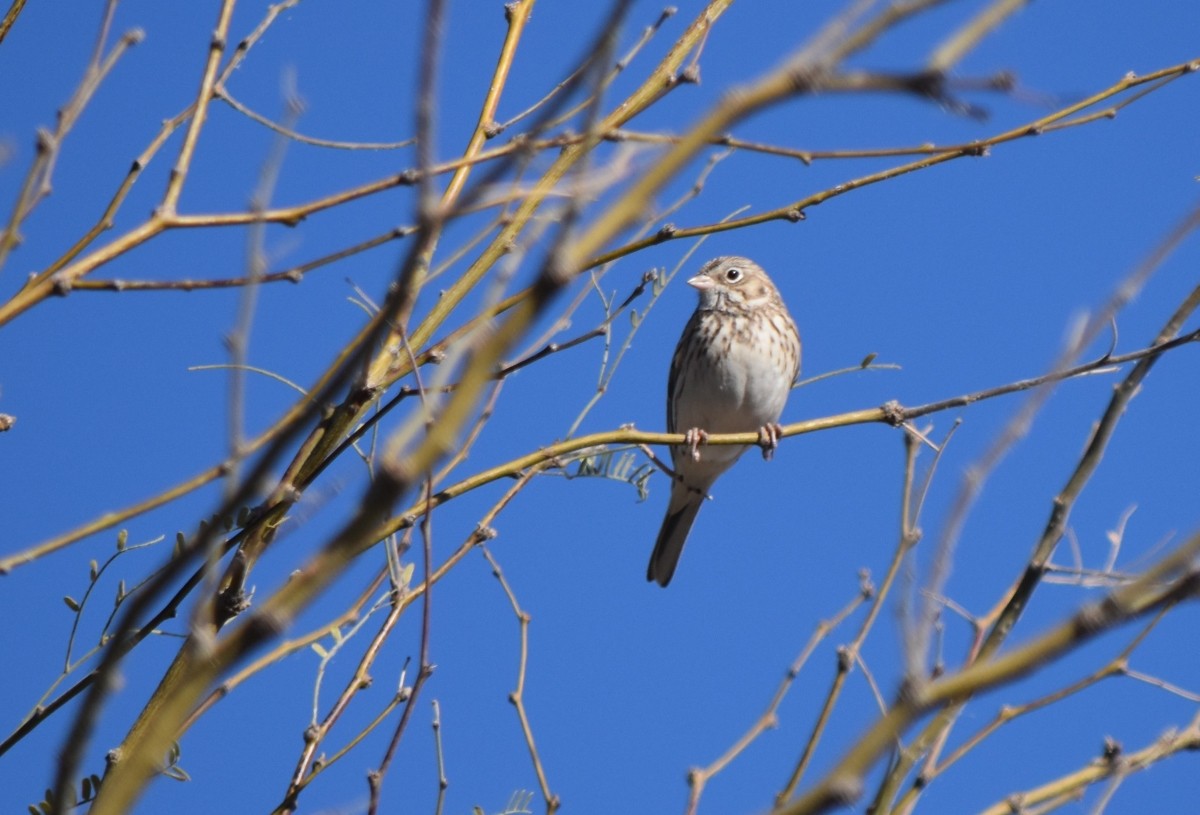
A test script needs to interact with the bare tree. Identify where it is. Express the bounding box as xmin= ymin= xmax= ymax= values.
xmin=2 ymin=2 xmax=1199 ymax=814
